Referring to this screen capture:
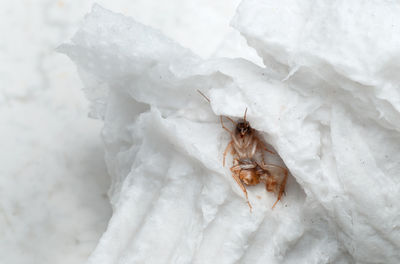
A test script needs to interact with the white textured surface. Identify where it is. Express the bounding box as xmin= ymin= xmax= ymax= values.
xmin=61 ymin=2 xmax=400 ymax=263
xmin=0 ymin=1 xmax=241 ymax=264
xmin=0 ymin=2 xmax=111 ymax=264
